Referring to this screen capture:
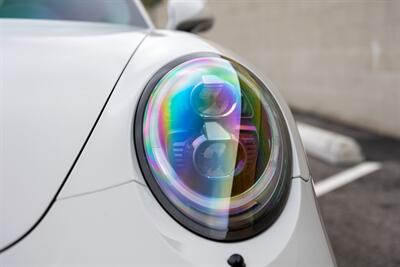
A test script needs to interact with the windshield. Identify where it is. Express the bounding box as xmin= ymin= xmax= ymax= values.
xmin=0 ymin=0 xmax=149 ymax=27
